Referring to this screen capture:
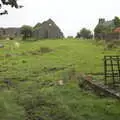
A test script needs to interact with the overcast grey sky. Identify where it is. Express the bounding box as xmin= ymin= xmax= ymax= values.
xmin=0 ymin=0 xmax=120 ymax=36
